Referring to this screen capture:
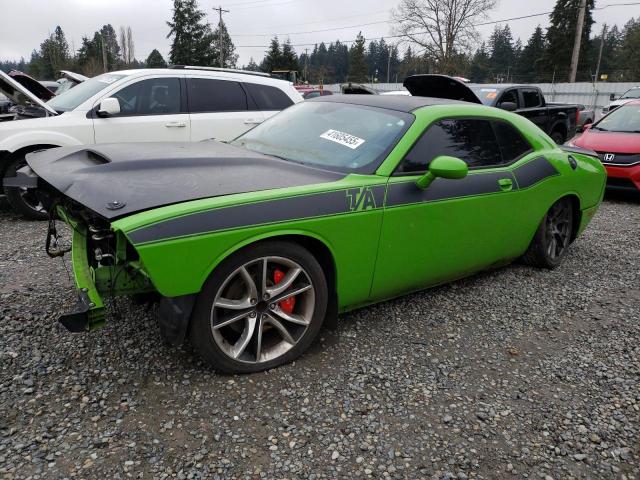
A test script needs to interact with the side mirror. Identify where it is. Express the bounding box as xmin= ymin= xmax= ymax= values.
xmin=97 ymin=97 xmax=120 ymax=117
xmin=609 ymin=93 xmax=616 ymax=101
xmin=498 ymin=101 xmax=517 ymax=112
xmin=582 ymin=123 xmax=592 ymax=131
xmin=416 ymin=156 xmax=468 ymax=189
